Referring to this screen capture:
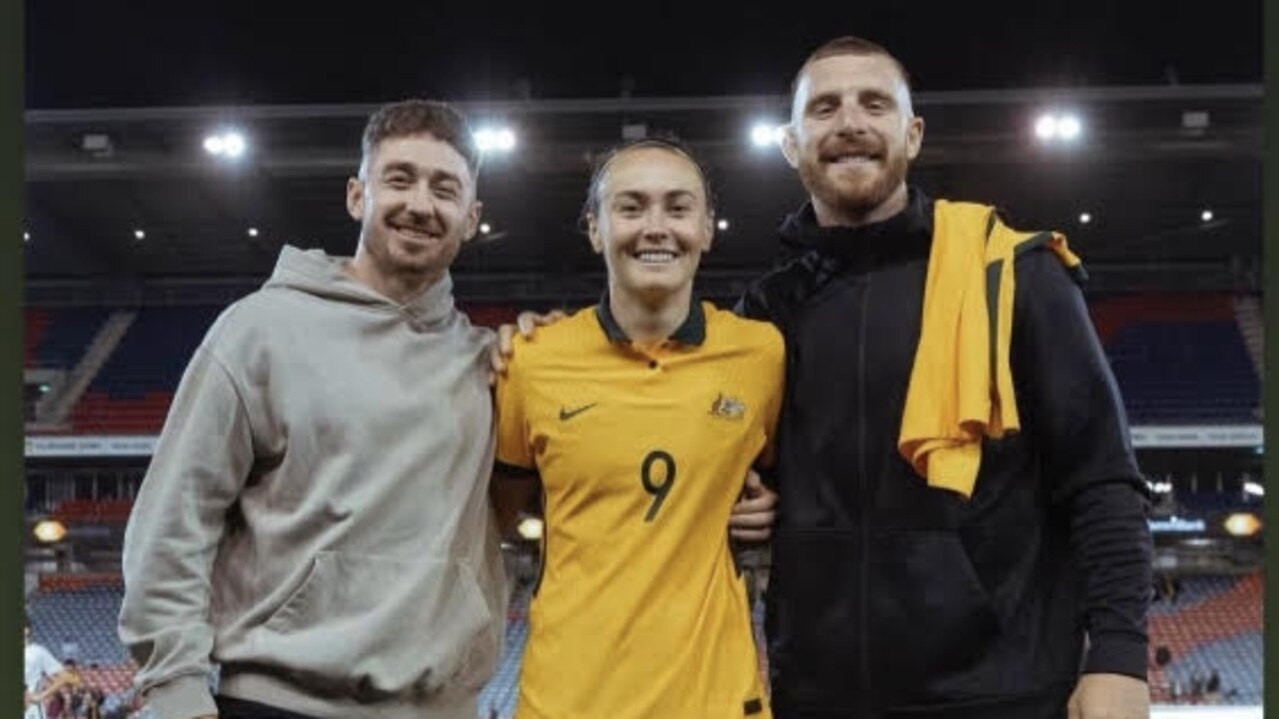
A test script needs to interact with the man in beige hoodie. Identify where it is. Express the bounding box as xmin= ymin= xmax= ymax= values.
xmin=120 ymin=100 xmax=507 ymax=719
